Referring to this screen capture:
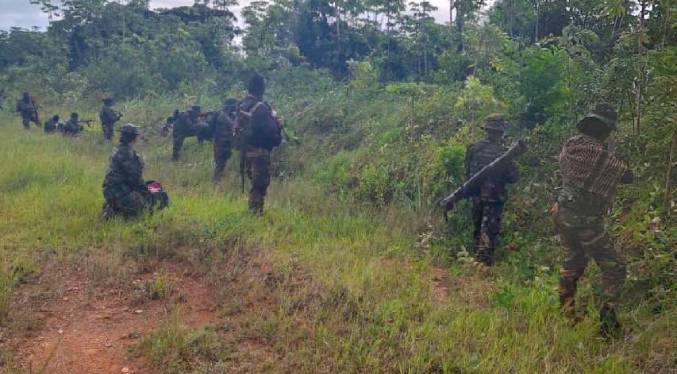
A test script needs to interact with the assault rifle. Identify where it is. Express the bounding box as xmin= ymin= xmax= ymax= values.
xmin=77 ymin=119 xmax=94 ymax=126
xmin=439 ymin=139 xmax=528 ymax=221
